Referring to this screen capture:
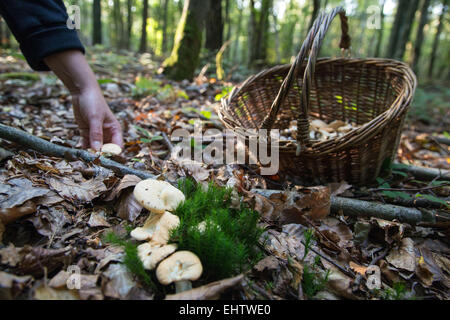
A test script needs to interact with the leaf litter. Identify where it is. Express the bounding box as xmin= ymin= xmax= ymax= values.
xmin=0 ymin=48 xmax=449 ymax=300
